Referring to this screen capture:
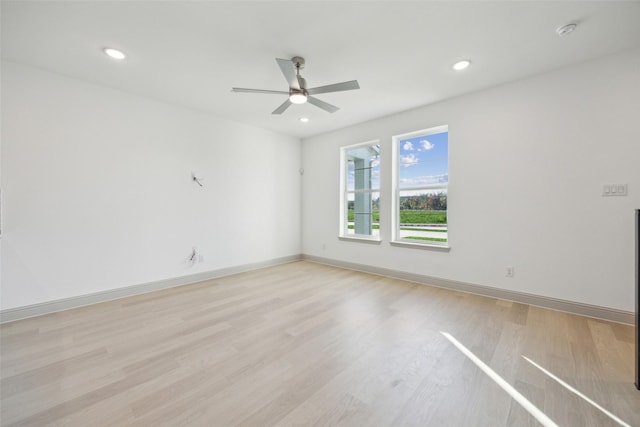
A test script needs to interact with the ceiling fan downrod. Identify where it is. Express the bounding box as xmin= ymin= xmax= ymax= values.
xmin=289 ymin=56 xmax=308 ymax=103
